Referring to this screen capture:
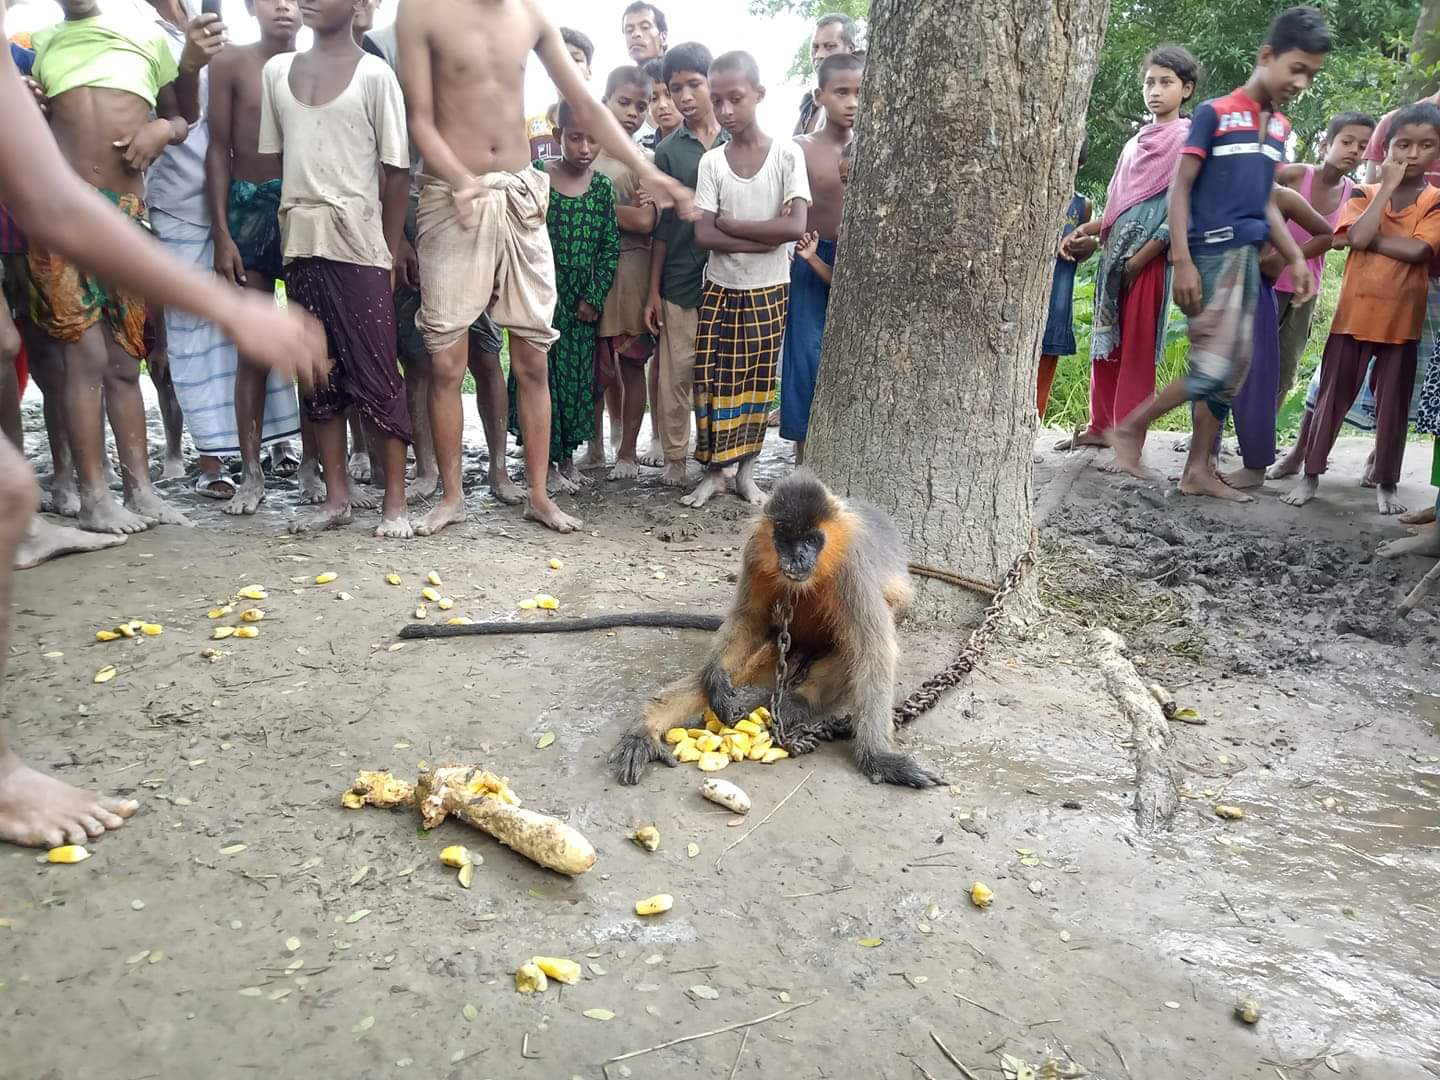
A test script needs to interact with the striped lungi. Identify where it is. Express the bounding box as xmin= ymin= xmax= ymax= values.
xmin=693 ymin=281 xmax=787 ymax=468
